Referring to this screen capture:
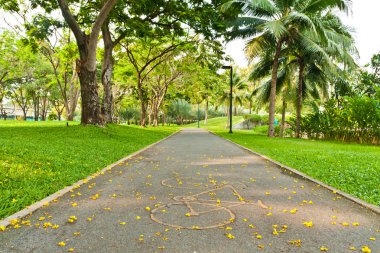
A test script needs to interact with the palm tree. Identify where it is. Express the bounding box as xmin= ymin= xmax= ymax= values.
xmin=222 ymin=0 xmax=352 ymax=137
